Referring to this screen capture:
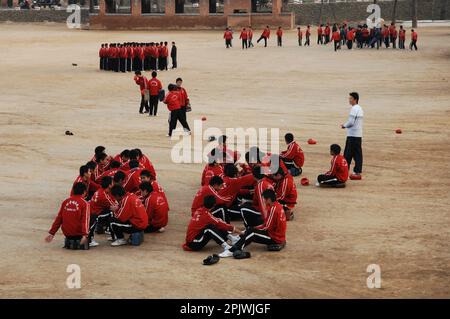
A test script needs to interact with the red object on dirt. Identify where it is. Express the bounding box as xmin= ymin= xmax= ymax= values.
xmin=300 ymin=177 xmax=310 ymax=186
xmin=307 ymin=138 xmax=317 ymax=145
xmin=395 ymin=129 xmax=402 ymax=134
xmin=201 ymin=116 xmax=207 ymax=121
xmin=349 ymin=174 xmax=362 ymax=180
